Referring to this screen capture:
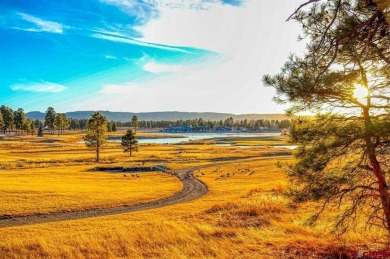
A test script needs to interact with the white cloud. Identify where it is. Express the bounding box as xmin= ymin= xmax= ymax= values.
xmin=61 ymin=1 xmax=307 ymax=114
xmin=17 ymin=13 xmax=63 ymax=34
xmin=119 ymin=0 xmax=306 ymax=113
xmin=99 ymin=0 xmax=137 ymax=9
xmin=99 ymin=0 xmax=157 ymax=22
xmin=91 ymin=33 xmax=191 ymax=53
xmin=10 ymin=82 xmax=67 ymax=93
xmin=143 ymin=61 xmax=186 ymax=74
xmin=151 ymin=0 xmax=223 ymax=9
xmin=105 ymin=55 xmax=118 ymax=59
xmin=137 ymin=1 xmax=304 ymax=56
